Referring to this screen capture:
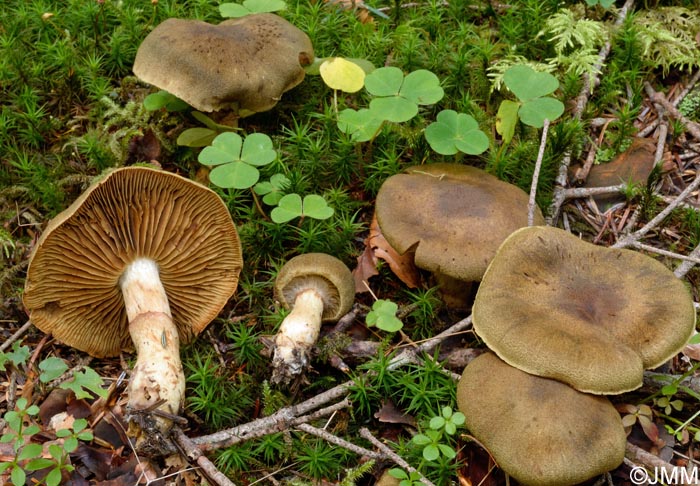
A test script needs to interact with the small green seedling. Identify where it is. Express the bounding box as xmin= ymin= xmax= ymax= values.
xmin=143 ymin=90 xmax=189 ymax=112
xmin=364 ymin=67 xmax=444 ymax=123
xmin=388 ymin=469 xmax=424 ymax=486
xmin=366 ymin=299 xmax=403 ymax=332
xmin=0 ymin=342 xmax=30 ymax=371
xmin=496 ymin=65 xmax=564 ymax=143
xmin=199 ymin=132 xmax=277 ymax=189
xmin=411 ymin=406 xmax=465 ymax=461
xmin=254 ymin=173 xmax=291 ymax=205
xmin=270 ymin=194 xmax=334 ymax=223
xmin=220 ymin=0 xmax=286 ymax=18
xmin=60 ymin=367 xmax=109 ymax=400
xmin=424 ymin=110 xmax=489 ymax=155
xmin=337 ymin=108 xmax=384 ymax=142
